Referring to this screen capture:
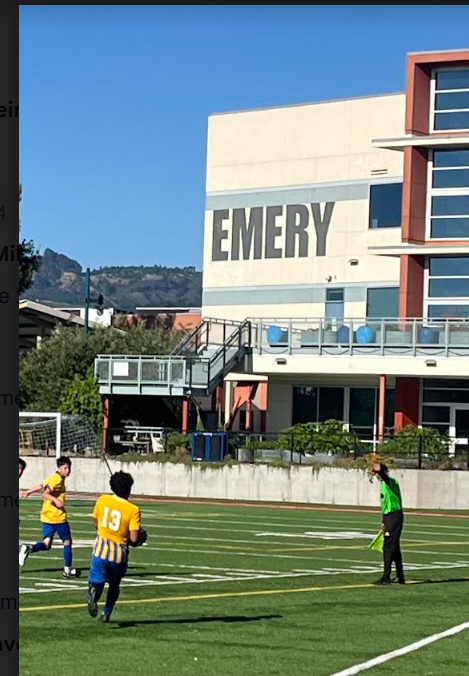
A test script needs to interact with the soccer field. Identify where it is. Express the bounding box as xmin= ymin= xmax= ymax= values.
xmin=19 ymin=498 xmax=469 ymax=676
